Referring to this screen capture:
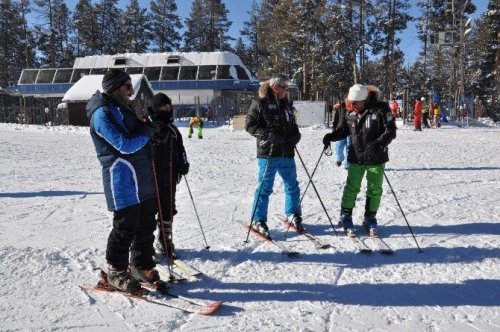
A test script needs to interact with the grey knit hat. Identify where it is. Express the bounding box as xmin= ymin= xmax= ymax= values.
xmin=102 ymin=69 xmax=131 ymax=94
